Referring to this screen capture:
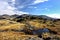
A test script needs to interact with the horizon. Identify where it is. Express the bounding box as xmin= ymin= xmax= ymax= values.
xmin=0 ymin=14 xmax=60 ymax=19
xmin=0 ymin=0 xmax=60 ymax=18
